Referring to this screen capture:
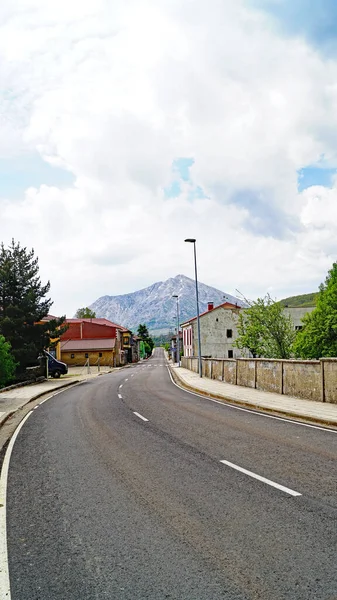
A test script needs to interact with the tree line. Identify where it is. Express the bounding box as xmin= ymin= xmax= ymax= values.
xmin=234 ymin=262 xmax=337 ymax=359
